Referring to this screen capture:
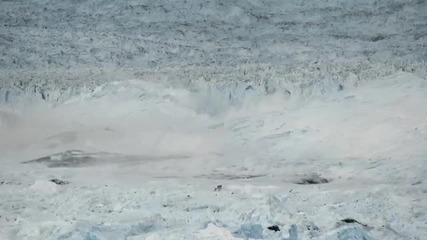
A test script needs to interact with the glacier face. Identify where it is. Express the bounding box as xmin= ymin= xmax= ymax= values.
xmin=1 ymin=72 xmax=426 ymax=240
